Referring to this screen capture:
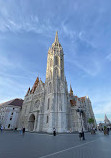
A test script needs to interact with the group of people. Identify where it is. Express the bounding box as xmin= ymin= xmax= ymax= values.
xmin=1 ymin=125 xmax=110 ymax=138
